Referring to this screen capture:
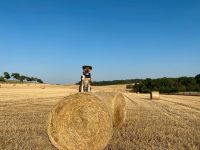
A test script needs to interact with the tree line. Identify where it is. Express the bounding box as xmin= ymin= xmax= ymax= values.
xmin=128 ymin=74 xmax=200 ymax=93
xmin=0 ymin=72 xmax=43 ymax=83
xmin=76 ymin=79 xmax=143 ymax=86
xmin=92 ymin=79 xmax=143 ymax=86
